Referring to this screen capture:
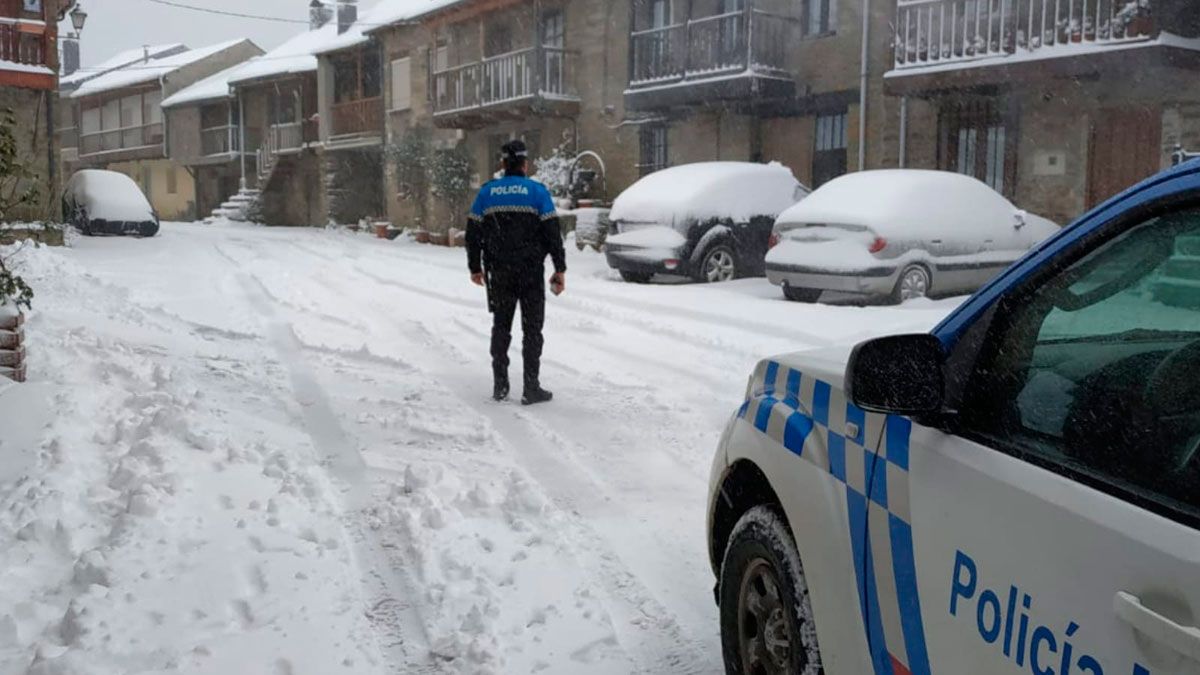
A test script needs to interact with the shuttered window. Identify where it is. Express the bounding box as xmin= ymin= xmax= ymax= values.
xmin=391 ymin=57 xmax=412 ymax=111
